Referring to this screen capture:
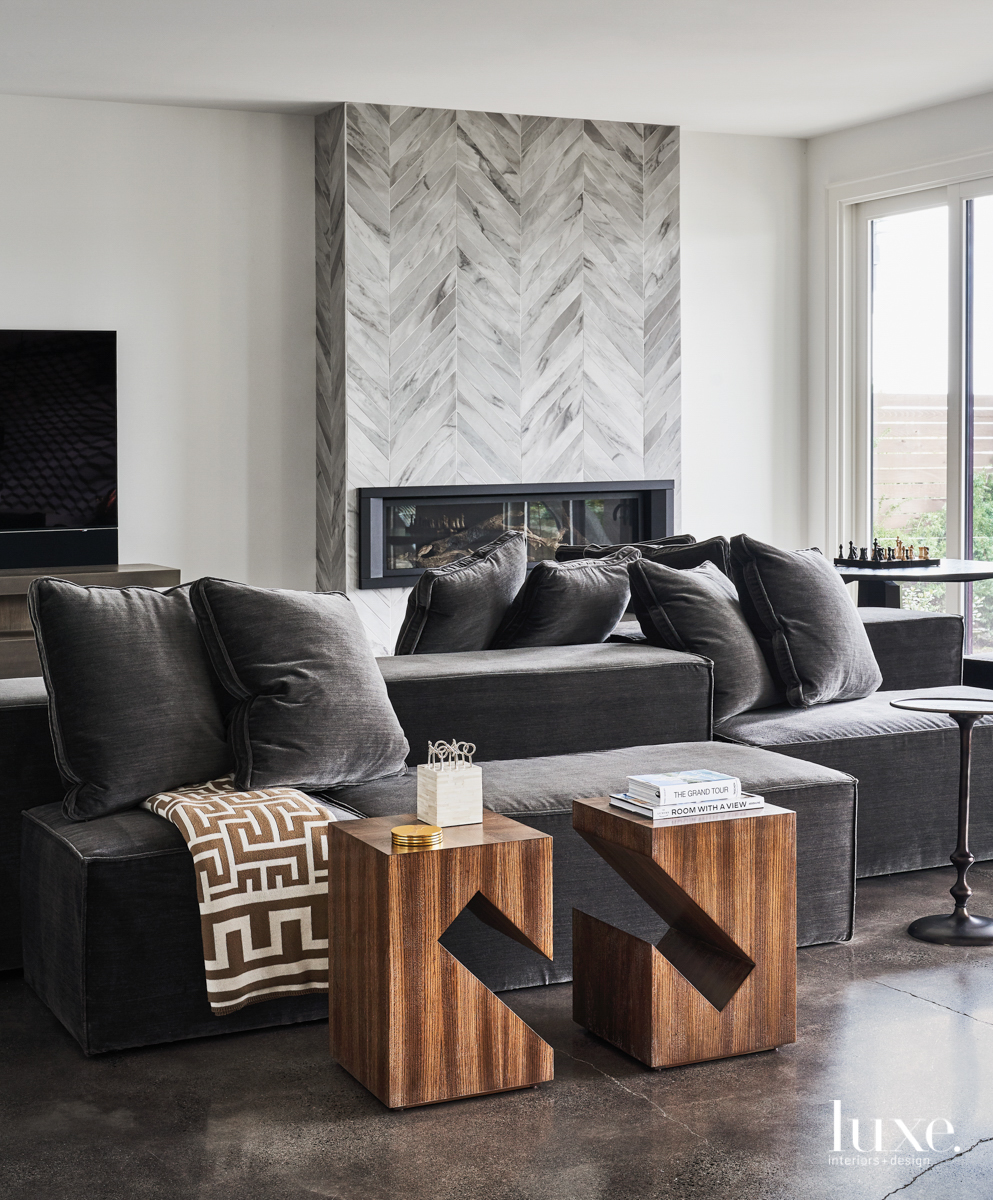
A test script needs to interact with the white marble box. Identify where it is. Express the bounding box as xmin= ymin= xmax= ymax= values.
xmin=416 ymin=764 xmax=484 ymax=828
